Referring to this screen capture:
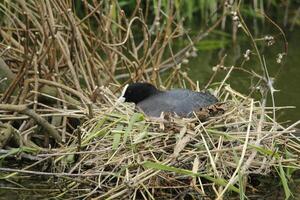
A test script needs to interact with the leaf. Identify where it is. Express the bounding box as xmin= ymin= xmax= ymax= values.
xmin=248 ymin=144 xmax=280 ymax=158
xmin=0 ymin=148 xmax=20 ymax=160
xmin=0 ymin=147 xmax=38 ymax=160
xmin=133 ymin=125 xmax=149 ymax=143
xmin=143 ymin=161 xmax=239 ymax=193
xmin=173 ymin=135 xmax=191 ymax=158
xmin=112 ymin=125 xmax=123 ymax=150
xmin=123 ymin=113 xmax=144 ymax=143
xmin=66 ymin=154 xmax=75 ymax=163
xmin=278 ymin=162 xmax=292 ymax=200
xmin=83 ymin=117 xmax=121 ymax=145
